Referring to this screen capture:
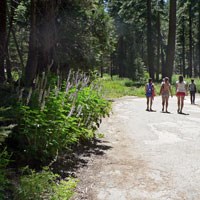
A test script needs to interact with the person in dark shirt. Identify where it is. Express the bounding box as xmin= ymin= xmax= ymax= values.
xmin=189 ymin=79 xmax=197 ymax=104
